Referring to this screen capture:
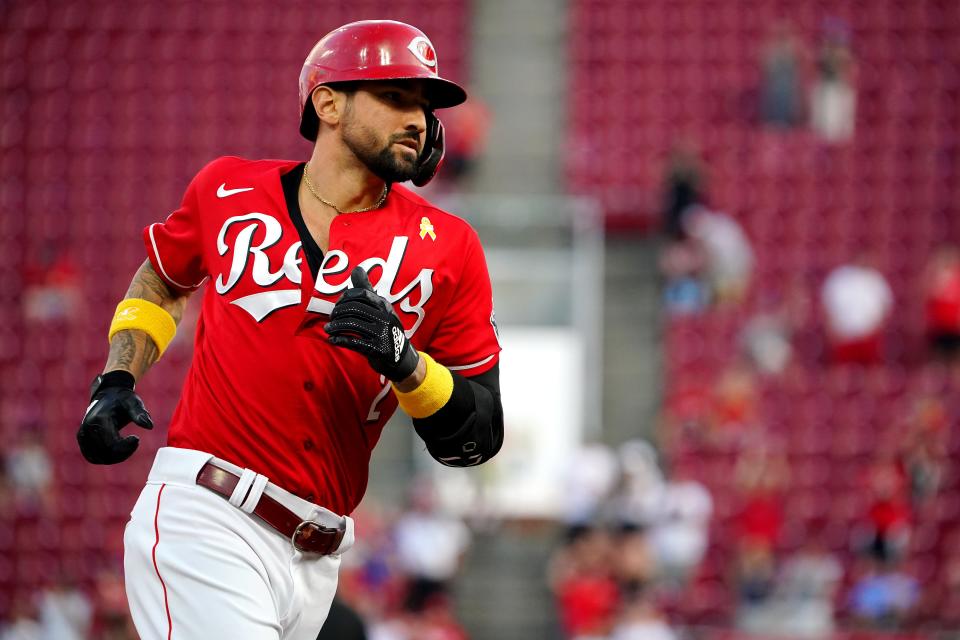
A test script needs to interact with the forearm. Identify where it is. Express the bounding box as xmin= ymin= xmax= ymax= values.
xmin=104 ymin=260 xmax=190 ymax=379
xmin=410 ymin=364 xmax=504 ymax=467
